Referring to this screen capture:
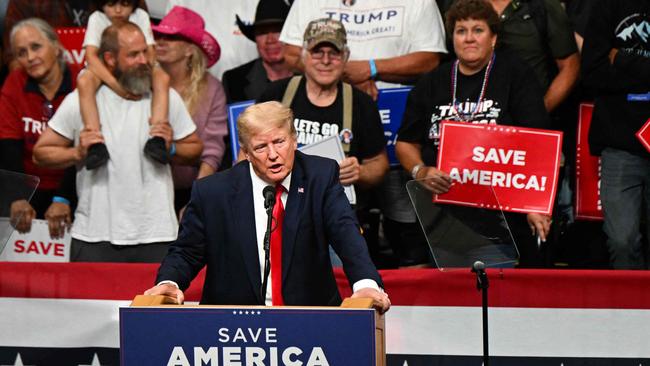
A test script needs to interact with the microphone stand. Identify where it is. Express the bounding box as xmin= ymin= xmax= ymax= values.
xmin=260 ymin=204 xmax=273 ymax=304
xmin=472 ymin=261 xmax=489 ymax=366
